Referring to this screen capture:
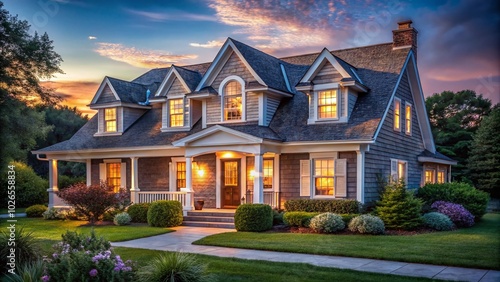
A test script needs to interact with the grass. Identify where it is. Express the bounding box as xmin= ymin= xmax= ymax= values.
xmin=115 ymin=247 xmax=438 ymax=282
xmin=194 ymin=213 xmax=500 ymax=270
